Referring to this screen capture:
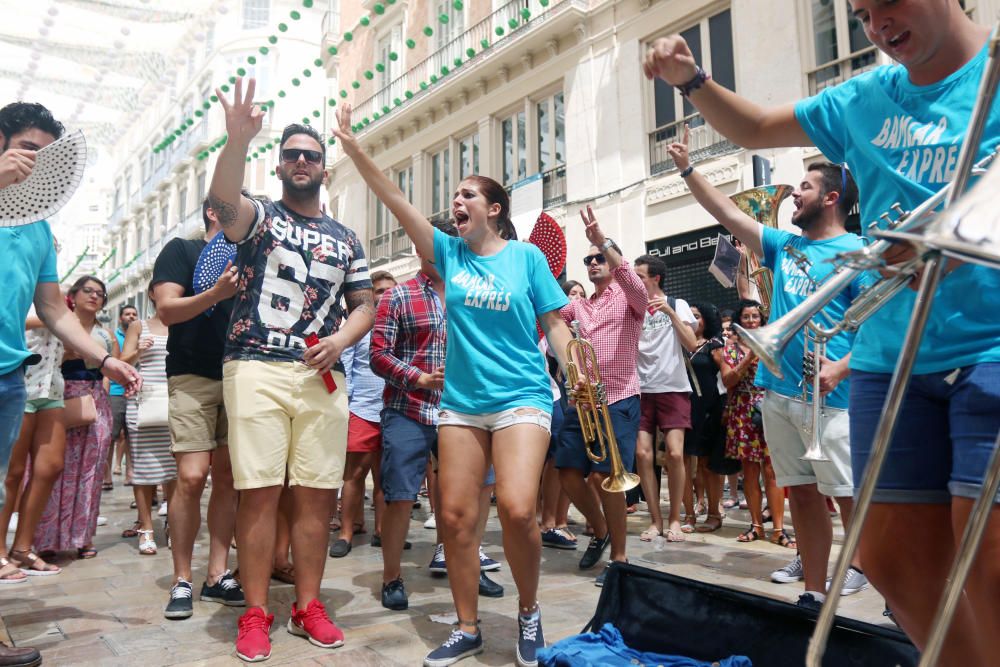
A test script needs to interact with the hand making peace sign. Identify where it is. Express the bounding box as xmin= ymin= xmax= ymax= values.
xmin=215 ymin=77 xmax=265 ymax=148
